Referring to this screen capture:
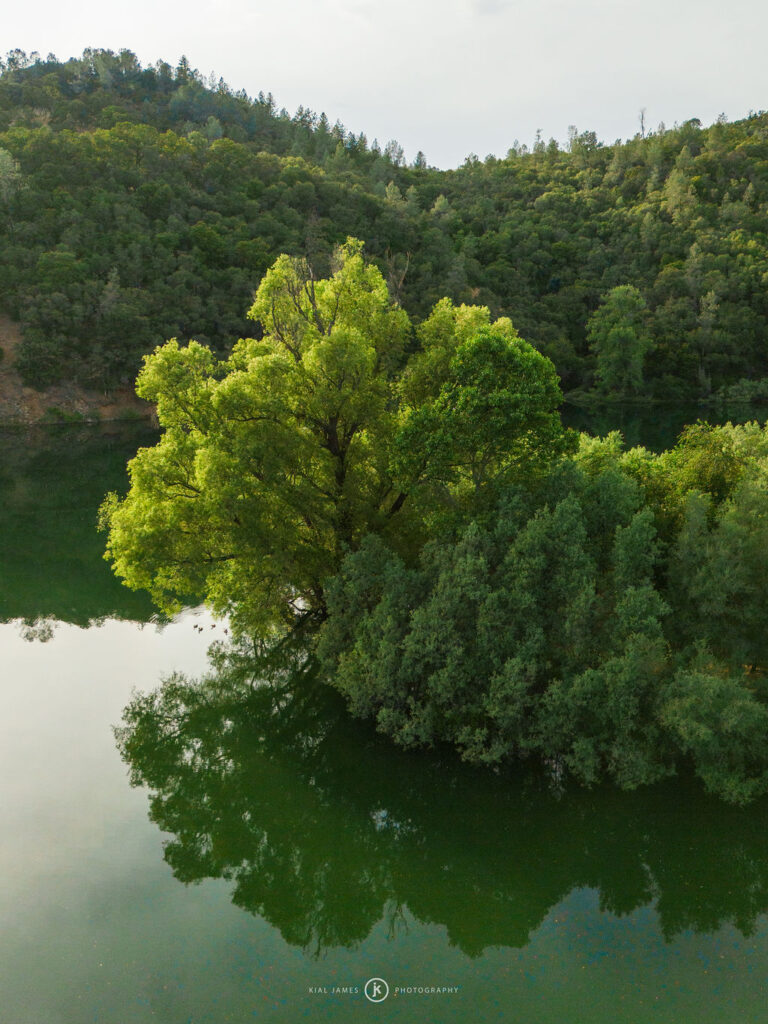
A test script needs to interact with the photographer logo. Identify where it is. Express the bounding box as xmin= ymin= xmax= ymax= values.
xmin=364 ymin=978 xmax=389 ymax=1003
